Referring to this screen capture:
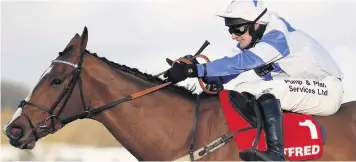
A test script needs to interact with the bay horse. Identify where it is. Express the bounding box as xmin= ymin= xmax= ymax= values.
xmin=3 ymin=27 xmax=356 ymax=161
